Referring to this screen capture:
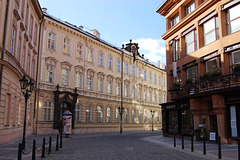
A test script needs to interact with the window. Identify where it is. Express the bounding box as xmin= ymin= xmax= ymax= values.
xmin=44 ymin=101 xmax=51 ymax=121
xmin=163 ymin=77 xmax=166 ymax=86
xmin=99 ymin=53 xmax=103 ymax=66
xmin=29 ymin=15 xmax=33 ymax=37
xmin=144 ymin=71 xmax=146 ymax=80
xmin=46 ymin=65 xmax=54 ymax=83
xmin=88 ymin=49 xmax=93 ymax=62
xmin=76 ymin=72 xmax=82 ymax=88
xmin=25 ymin=4 xmax=29 ymax=30
xmin=232 ymin=50 xmax=240 ymax=66
xmin=138 ymin=88 xmax=142 ymax=99
xmin=154 ymin=91 xmax=157 ymax=102
xmin=48 ymin=33 xmax=56 ymax=50
xmin=86 ymin=106 xmax=92 ymax=122
xmin=159 ymin=77 xmax=161 ymax=85
xmin=186 ymin=1 xmax=195 ymax=16
xmin=138 ymin=68 xmax=141 ymax=78
xmin=125 ymin=84 xmax=129 ymax=97
xmin=132 ymin=110 xmax=135 ymax=123
xmin=31 ymin=59 xmax=35 ymax=78
xmin=139 ymin=110 xmax=142 ymax=123
xmin=97 ymin=106 xmax=102 ymax=122
xmin=154 ymin=74 xmax=157 ymax=84
xmin=5 ymin=94 xmax=11 ymax=125
xmin=144 ymin=89 xmax=147 ymax=100
xmin=203 ymin=17 xmax=219 ymax=45
xmin=98 ymin=77 xmax=103 ymax=92
xmin=34 ymin=23 xmax=38 ymax=44
xmin=63 ymin=38 xmax=70 ymax=54
xmin=125 ymin=109 xmax=128 ymax=123
xmin=17 ymin=36 xmax=22 ymax=61
xmin=75 ymin=104 xmax=81 ymax=121
xmin=206 ymin=57 xmax=221 ymax=72
xmin=174 ymin=71 xmax=181 ymax=84
xmin=11 ymin=27 xmax=16 ymax=55
xmin=159 ymin=113 xmax=162 ymax=123
xmin=22 ymin=46 xmax=25 ymax=68
xmin=172 ymin=39 xmax=180 ymax=61
xmin=108 ymin=57 xmax=112 ymax=69
xmin=26 ymin=53 xmax=30 ymax=75
xmin=171 ymin=14 xmax=179 ymax=28
xmin=227 ymin=4 xmax=240 ymax=34
xmin=155 ymin=112 xmax=157 ymax=123
xmin=159 ymin=93 xmax=161 ymax=103
xmin=125 ymin=63 xmax=128 ymax=74
xmin=149 ymin=72 xmax=152 ymax=82
xmin=187 ymin=66 xmax=198 ymax=80
xmin=132 ymin=86 xmax=135 ymax=98
xmin=18 ymin=100 xmax=21 ymax=125
xmin=117 ymin=60 xmax=120 ymax=72
xmin=108 ymin=80 xmax=112 ymax=94
xmin=116 ymin=108 xmax=120 ymax=122
xmin=116 ymin=82 xmax=121 ymax=96
xmin=76 ymin=44 xmax=82 ymax=58
xmin=87 ymin=74 xmax=93 ymax=91
xmin=149 ymin=91 xmax=152 ymax=102
xmin=132 ymin=66 xmax=135 ymax=76
xmin=144 ymin=109 xmax=147 ymax=123
xmin=185 ymin=30 xmax=197 ymax=54
xmin=107 ymin=107 xmax=111 ymax=122
xmin=61 ymin=69 xmax=69 ymax=86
